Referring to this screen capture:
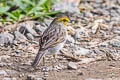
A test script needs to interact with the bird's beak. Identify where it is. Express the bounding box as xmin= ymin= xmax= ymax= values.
xmin=68 ymin=20 xmax=72 ymax=23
